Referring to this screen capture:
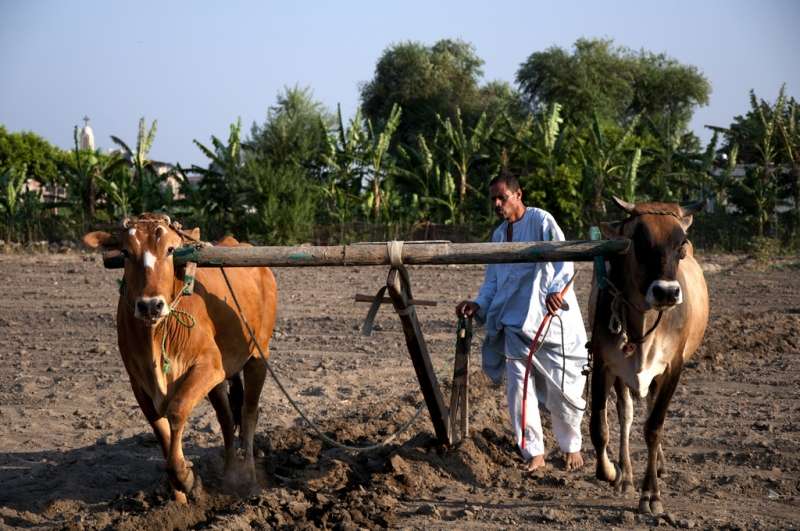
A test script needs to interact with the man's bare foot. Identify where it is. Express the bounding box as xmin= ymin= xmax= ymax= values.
xmin=526 ymin=454 xmax=546 ymax=472
xmin=564 ymin=451 xmax=584 ymax=471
